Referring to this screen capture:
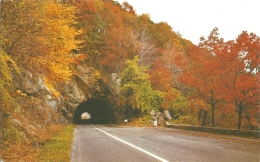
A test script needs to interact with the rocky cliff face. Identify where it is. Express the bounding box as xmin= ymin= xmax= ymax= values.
xmin=4 ymin=65 xmax=108 ymax=145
